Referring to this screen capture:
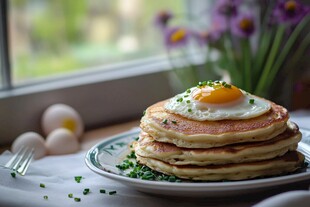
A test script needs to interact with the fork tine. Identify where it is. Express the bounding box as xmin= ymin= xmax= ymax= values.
xmin=17 ymin=148 xmax=34 ymax=176
xmin=11 ymin=147 xmax=29 ymax=171
xmin=4 ymin=146 xmax=26 ymax=169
